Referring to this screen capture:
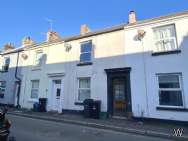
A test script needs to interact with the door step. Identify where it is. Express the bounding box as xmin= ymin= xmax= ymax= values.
xmin=112 ymin=116 xmax=127 ymax=120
